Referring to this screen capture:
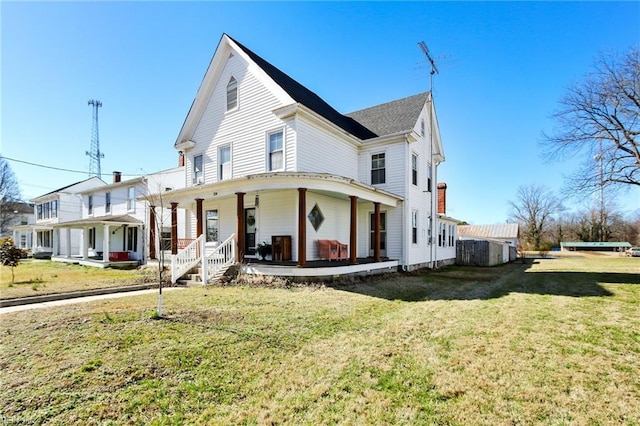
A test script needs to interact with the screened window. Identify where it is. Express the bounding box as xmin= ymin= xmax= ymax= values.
xmin=88 ymin=195 xmax=93 ymax=215
xmin=268 ymin=131 xmax=283 ymax=171
xmin=105 ymin=192 xmax=111 ymax=213
xmin=412 ymin=154 xmax=418 ymax=186
xmin=127 ymin=187 xmax=135 ymax=211
xmin=193 ymin=155 xmax=203 ymax=184
xmin=427 ymin=165 xmax=432 ymax=192
xmin=219 ymin=145 xmax=231 ymax=180
xmin=371 ymin=153 xmax=386 ymax=185
xmin=226 ymin=77 xmax=238 ymax=111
